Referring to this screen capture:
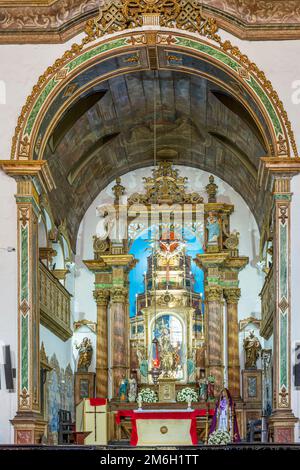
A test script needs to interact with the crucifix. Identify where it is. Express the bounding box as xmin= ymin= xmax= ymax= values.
xmin=85 ymin=406 xmax=106 ymax=441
